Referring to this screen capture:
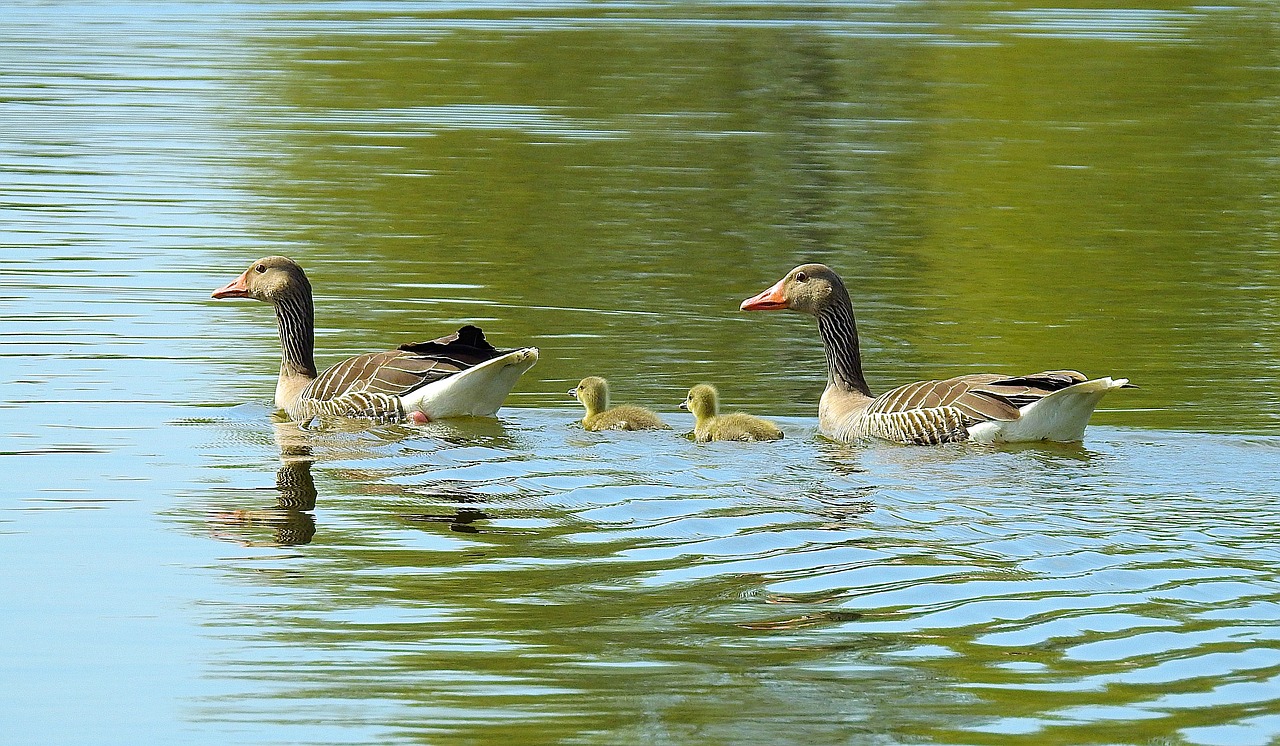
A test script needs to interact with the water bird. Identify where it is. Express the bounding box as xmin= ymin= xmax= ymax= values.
xmin=211 ymin=256 xmax=538 ymax=423
xmin=740 ymin=263 xmax=1131 ymax=445
xmin=680 ymin=384 xmax=783 ymax=442
xmin=569 ymin=376 xmax=670 ymax=431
